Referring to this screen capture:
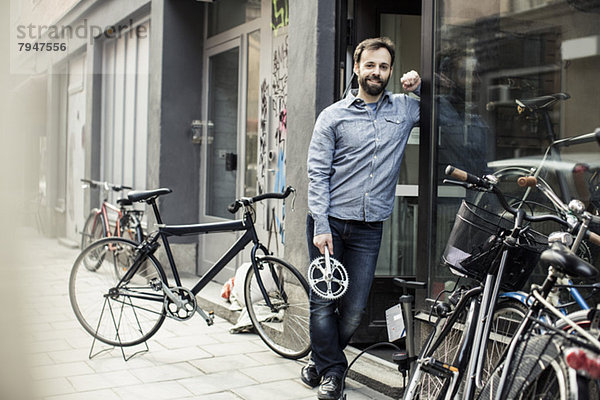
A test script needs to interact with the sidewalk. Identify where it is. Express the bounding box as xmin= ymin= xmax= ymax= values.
xmin=12 ymin=229 xmax=394 ymax=400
